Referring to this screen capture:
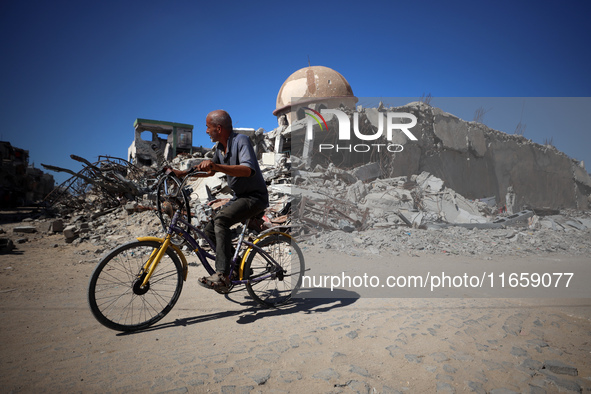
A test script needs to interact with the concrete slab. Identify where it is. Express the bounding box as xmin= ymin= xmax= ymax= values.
xmin=352 ymin=162 xmax=381 ymax=182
